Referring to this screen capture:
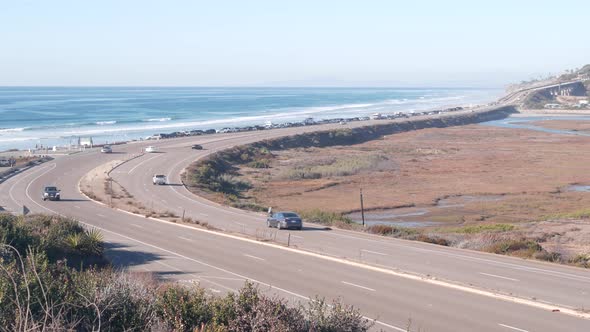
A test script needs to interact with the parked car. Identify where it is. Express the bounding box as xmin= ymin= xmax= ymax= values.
xmin=145 ymin=146 xmax=158 ymax=153
xmin=101 ymin=145 xmax=112 ymax=153
xmin=267 ymin=212 xmax=302 ymax=230
xmin=152 ymin=174 xmax=167 ymax=185
xmin=191 ymin=144 xmax=203 ymax=150
xmin=42 ymin=186 xmax=61 ymax=201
